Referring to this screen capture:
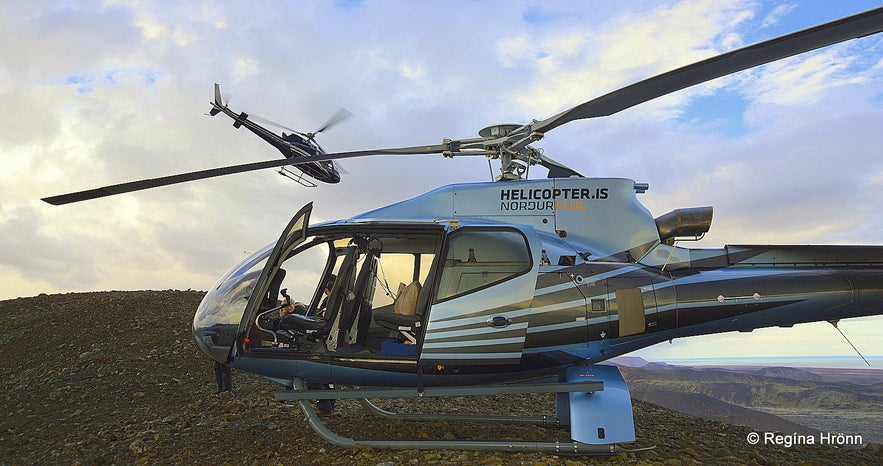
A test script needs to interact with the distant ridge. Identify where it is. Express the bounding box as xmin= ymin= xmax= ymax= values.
xmin=619 ymin=364 xmax=883 ymax=443
xmin=748 ymin=366 xmax=827 ymax=382
xmin=662 ymin=355 xmax=883 ymax=370
xmin=610 ymin=355 xmax=883 ymax=385
xmin=627 ymin=385 xmax=819 ymax=437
